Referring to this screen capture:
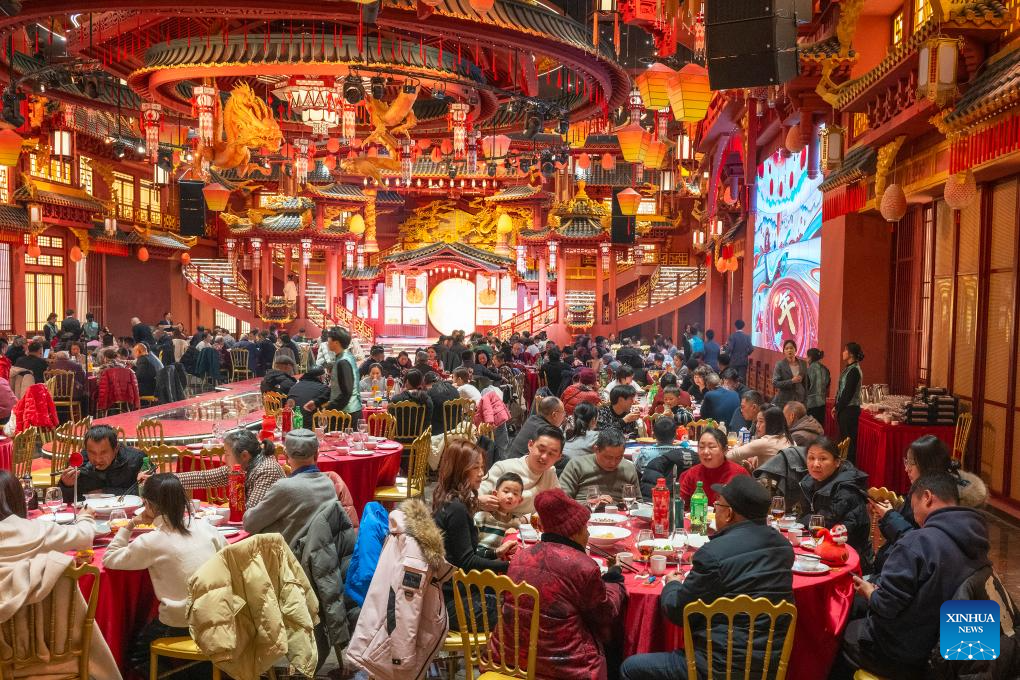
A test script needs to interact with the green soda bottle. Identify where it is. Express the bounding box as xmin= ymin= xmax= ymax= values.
xmin=292 ymin=408 xmax=304 ymax=430
xmin=690 ymin=481 xmax=708 ymax=536
xmin=139 ymin=456 xmax=151 ymax=495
